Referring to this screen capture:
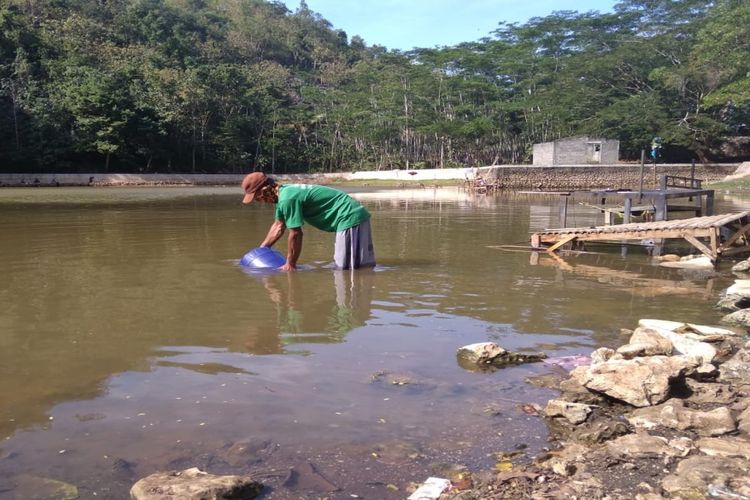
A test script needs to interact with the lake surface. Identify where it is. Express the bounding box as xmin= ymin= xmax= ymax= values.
xmin=0 ymin=186 xmax=746 ymax=498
